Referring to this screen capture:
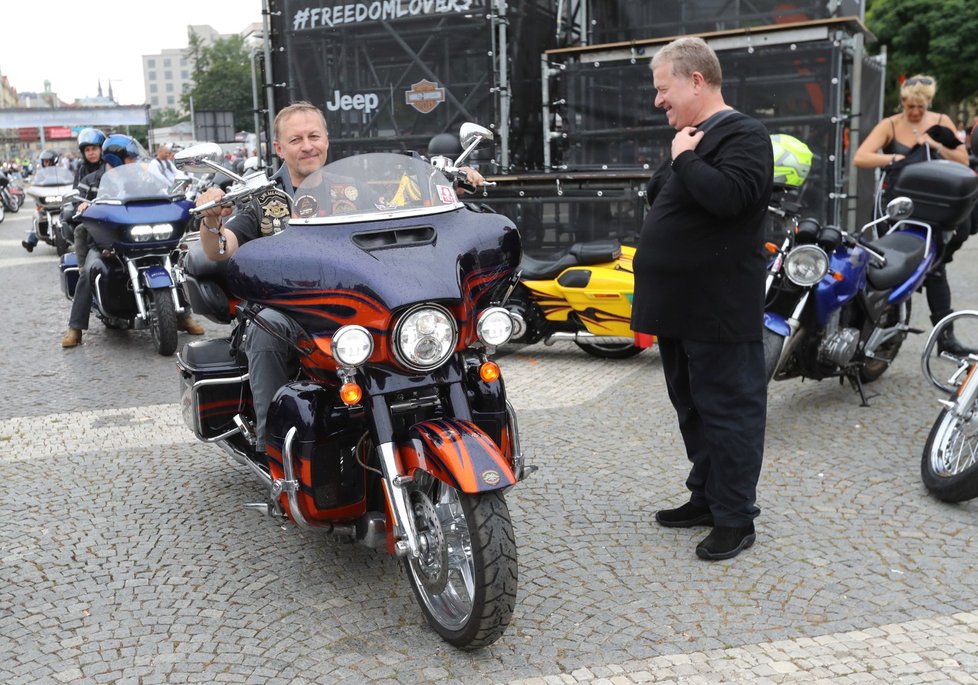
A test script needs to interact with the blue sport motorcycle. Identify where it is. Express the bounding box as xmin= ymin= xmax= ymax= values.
xmin=59 ymin=163 xmax=193 ymax=356
xmin=763 ymin=160 xmax=978 ymax=404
